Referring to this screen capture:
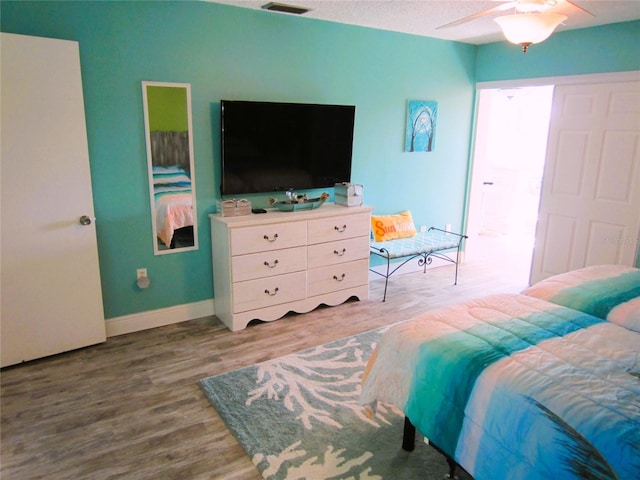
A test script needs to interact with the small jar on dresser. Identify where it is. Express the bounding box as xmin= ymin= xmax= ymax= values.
xmin=210 ymin=203 xmax=373 ymax=331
